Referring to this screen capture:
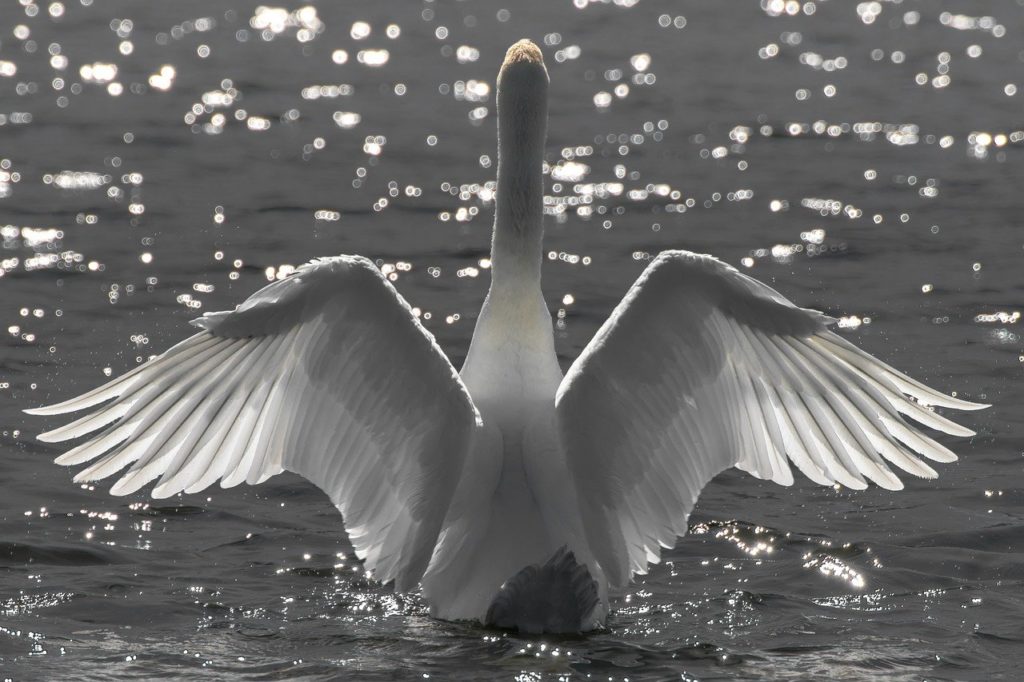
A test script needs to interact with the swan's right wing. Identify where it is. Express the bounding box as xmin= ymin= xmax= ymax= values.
xmin=556 ymin=250 xmax=985 ymax=588
xmin=27 ymin=256 xmax=481 ymax=590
